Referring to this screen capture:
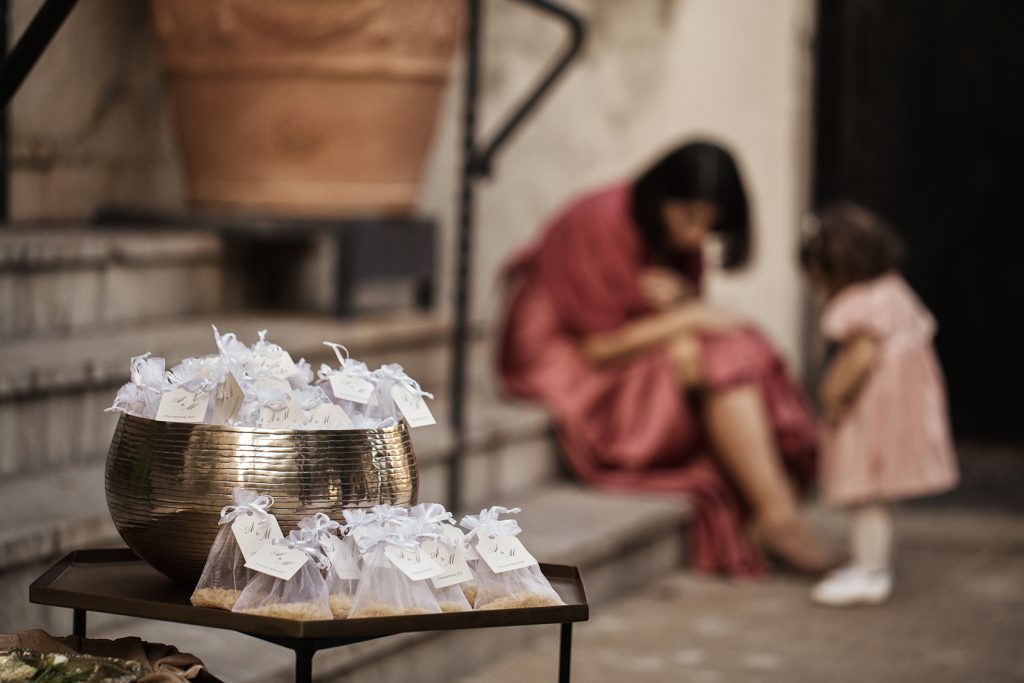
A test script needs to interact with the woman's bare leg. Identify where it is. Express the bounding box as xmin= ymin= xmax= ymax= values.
xmin=695 ymin=373 xmax=838 ymax=571
xmin=703 ymin=383 xmax=800 ymax=527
